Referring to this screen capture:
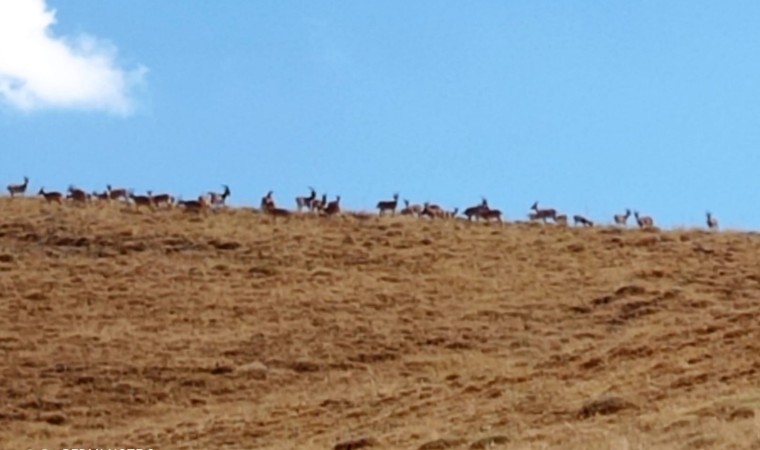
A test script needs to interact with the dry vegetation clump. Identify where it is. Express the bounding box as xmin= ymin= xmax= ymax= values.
xmin=2 ymin=197 xmax=760 ymax=449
